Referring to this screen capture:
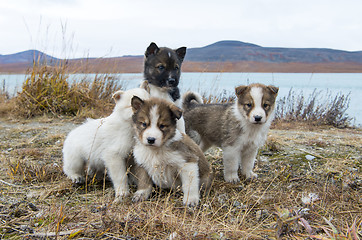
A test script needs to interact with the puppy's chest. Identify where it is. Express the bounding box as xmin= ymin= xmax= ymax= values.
xmin=134 ymin=144 xmax=184 ymax=188
xmin=233 ymin=126 xmax=268 ymax=149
